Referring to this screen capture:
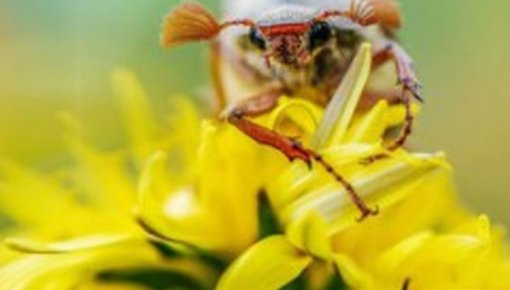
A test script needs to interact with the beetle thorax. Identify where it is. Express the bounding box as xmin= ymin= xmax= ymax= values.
xmin=256 ymin=5 xmax=317 ymax=26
